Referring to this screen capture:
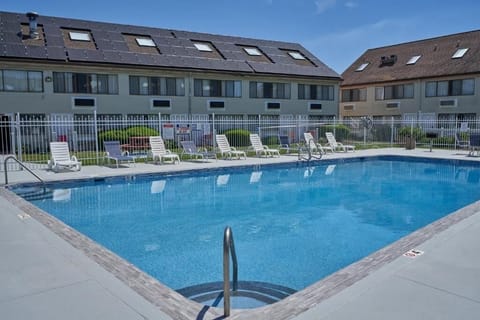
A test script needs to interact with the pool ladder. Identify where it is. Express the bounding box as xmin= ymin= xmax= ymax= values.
xmin=298 ymin=138 xmax=322 ymax=161
xmin=223 ymin=226 xmax=238 ymax=317
xmin=3 ymin=155 xmax=45 ymax=185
